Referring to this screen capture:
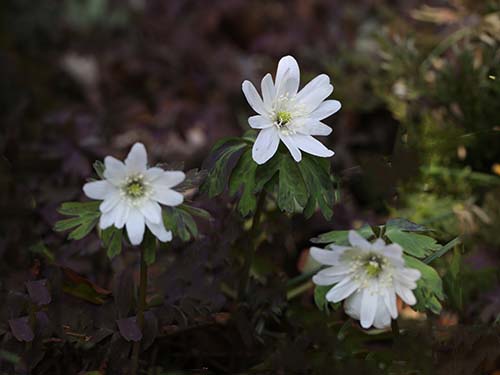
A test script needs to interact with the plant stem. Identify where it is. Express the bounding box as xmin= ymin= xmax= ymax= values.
xmin=391 ymin=318 xmax=400 ymax=338
xmin=131 ymin=246 xmax=148 ymax=375
xmin=238 ymin=191 xmax=266 ymax=299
